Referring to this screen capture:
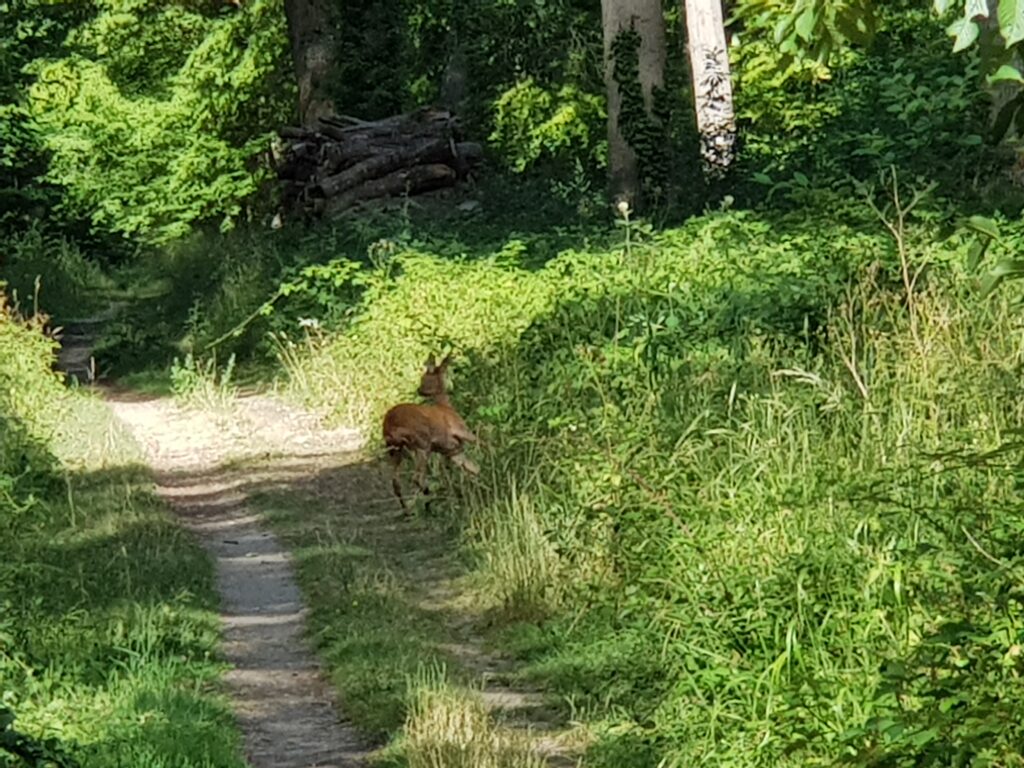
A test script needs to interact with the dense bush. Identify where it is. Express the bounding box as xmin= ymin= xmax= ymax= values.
xmin=731 ymin=3 xmax=1003 ymax=203
xmin=0 ymin=289 xmax=64 ymax=485
xmin=25 ymin=0 xmax=293 ymax=242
